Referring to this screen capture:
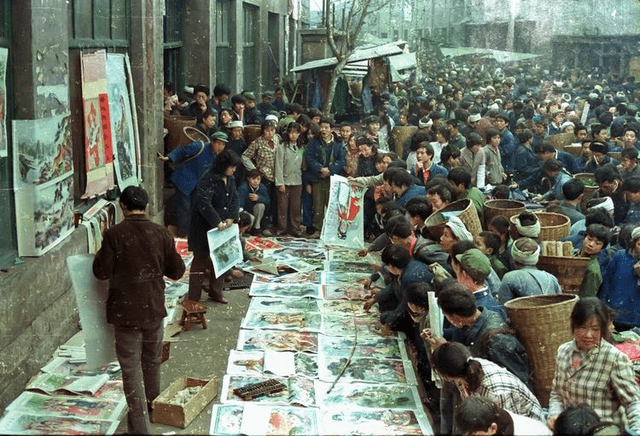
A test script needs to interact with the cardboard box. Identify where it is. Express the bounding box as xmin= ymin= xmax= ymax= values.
xmin=151 ymin=376 xmax=218 ymax=428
